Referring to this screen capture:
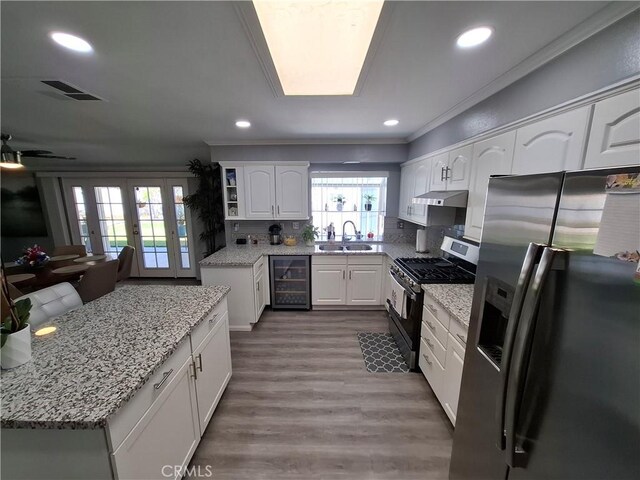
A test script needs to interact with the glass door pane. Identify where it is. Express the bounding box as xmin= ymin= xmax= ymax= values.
xmin=133 ymin=186 xmax=171 ymax=270
xmin=172 ymin=186 xmax=190 ymax=269
xmin=94 ymin=186 xmax=128 ymax=259
xmin=270 ymin=256 xmax=310 ymax=308
xmin=71 ymin=186 xmax=93 ymax=253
